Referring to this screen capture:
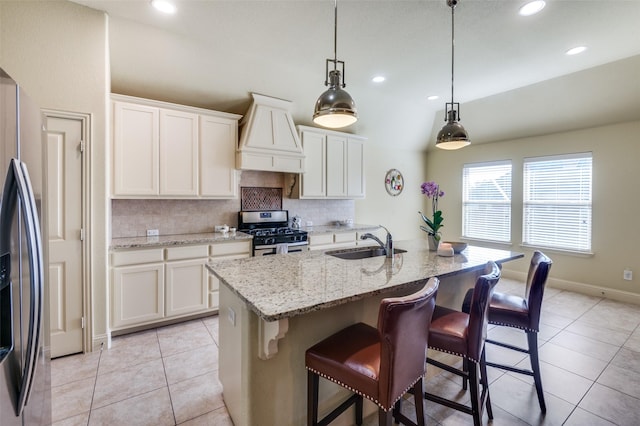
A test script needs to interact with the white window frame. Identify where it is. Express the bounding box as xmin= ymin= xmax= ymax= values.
xmin=522 ymin=152 xmax=592 ymax=253
xmin=462 ymin=160 xmax=512 ymax=243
